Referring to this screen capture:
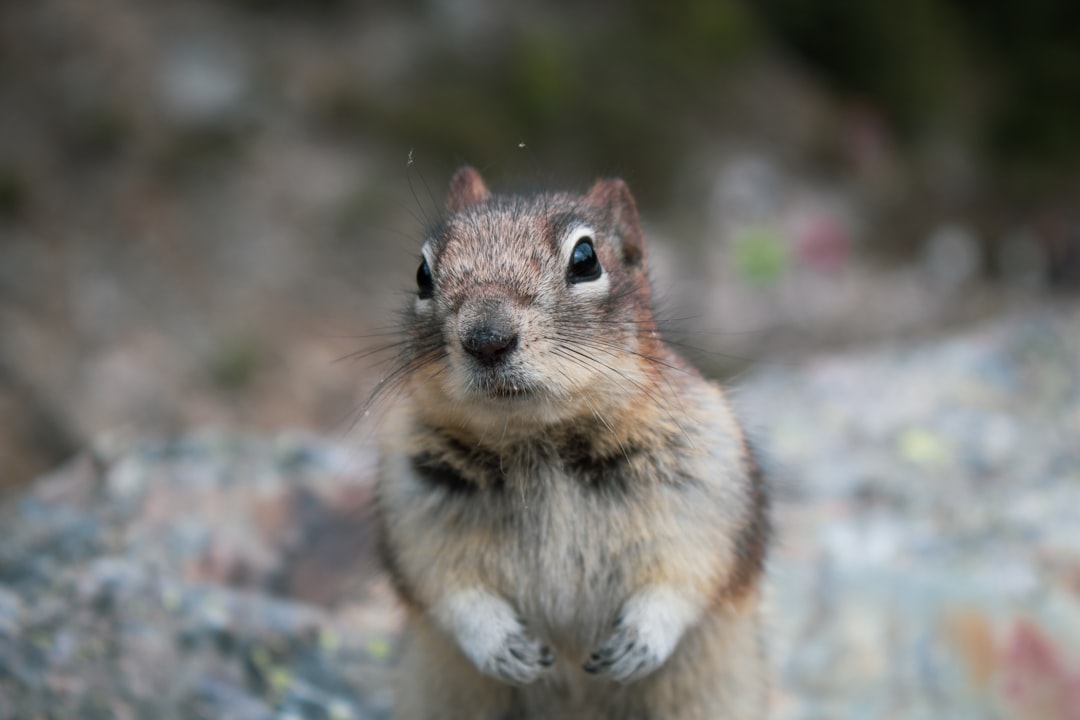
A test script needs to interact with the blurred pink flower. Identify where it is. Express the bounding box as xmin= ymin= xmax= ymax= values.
xmin=793 ymin=212 xmax=851 ymax=273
